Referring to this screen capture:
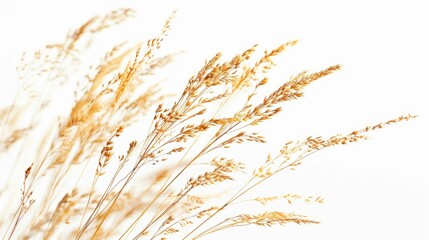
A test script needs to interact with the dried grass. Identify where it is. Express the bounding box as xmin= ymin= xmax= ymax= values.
xmin=0 ymin=6 xmax=415 ymax=240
